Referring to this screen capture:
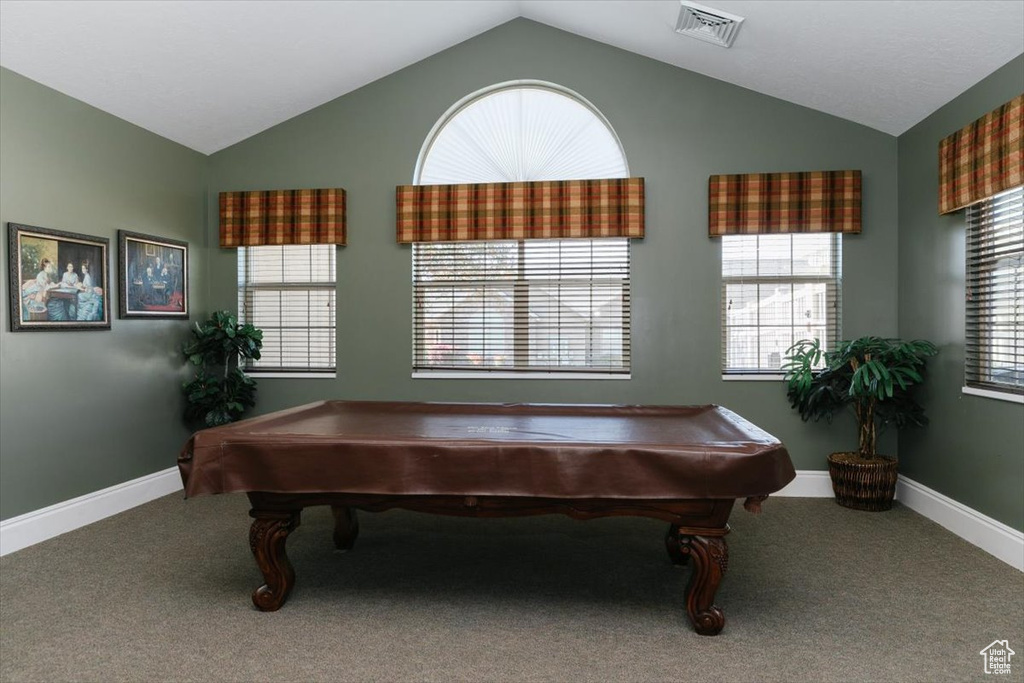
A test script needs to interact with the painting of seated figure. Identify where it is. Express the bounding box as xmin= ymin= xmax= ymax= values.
xmin=118 ymin=230 xmax=189 ymax=319
xmin=8 ymin=222 xmax=110 ymax=332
